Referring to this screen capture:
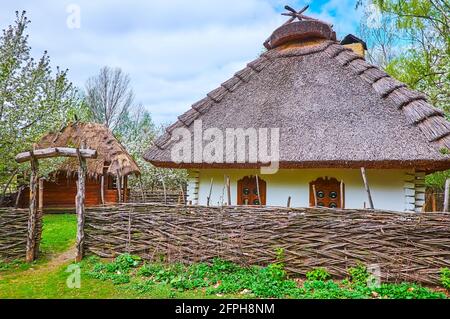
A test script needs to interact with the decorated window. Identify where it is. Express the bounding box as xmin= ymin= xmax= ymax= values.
xmin=237 ymin=176 xmax=266 ymax=206
xmin=309 ymin=177 xmax=344 ymax=209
